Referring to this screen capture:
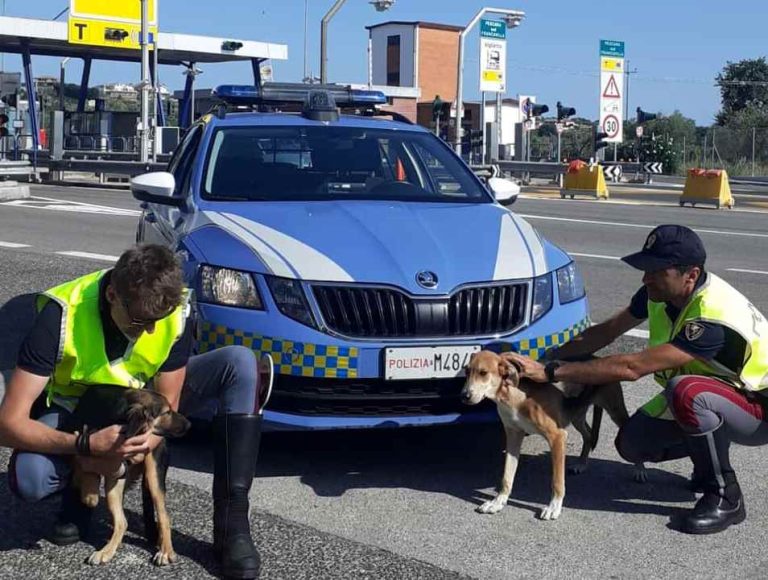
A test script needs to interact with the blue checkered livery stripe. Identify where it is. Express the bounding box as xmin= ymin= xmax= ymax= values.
xmin=198 ymin=318 xmax=591 ymax=377
xmin=199 ymin=322 xmax=360 ymax=378
xmin=502 ymin=318 xmax=591 ymax=360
